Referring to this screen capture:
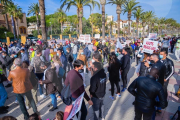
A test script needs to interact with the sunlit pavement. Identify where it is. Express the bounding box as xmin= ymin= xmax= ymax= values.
xmin=0 ymin=53 xmax=179 ymax=120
